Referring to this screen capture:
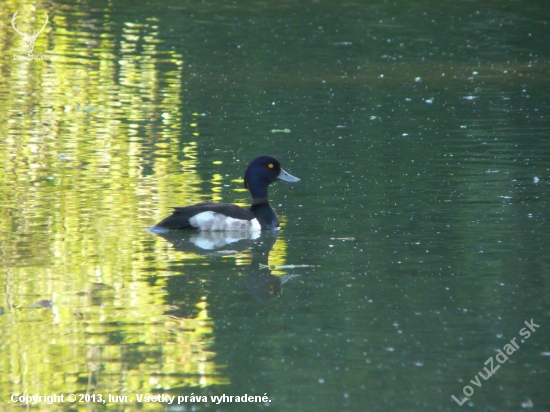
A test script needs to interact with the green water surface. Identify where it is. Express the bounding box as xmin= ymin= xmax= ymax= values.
xmin=1 ymin=0 xmax=549 ymax=411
